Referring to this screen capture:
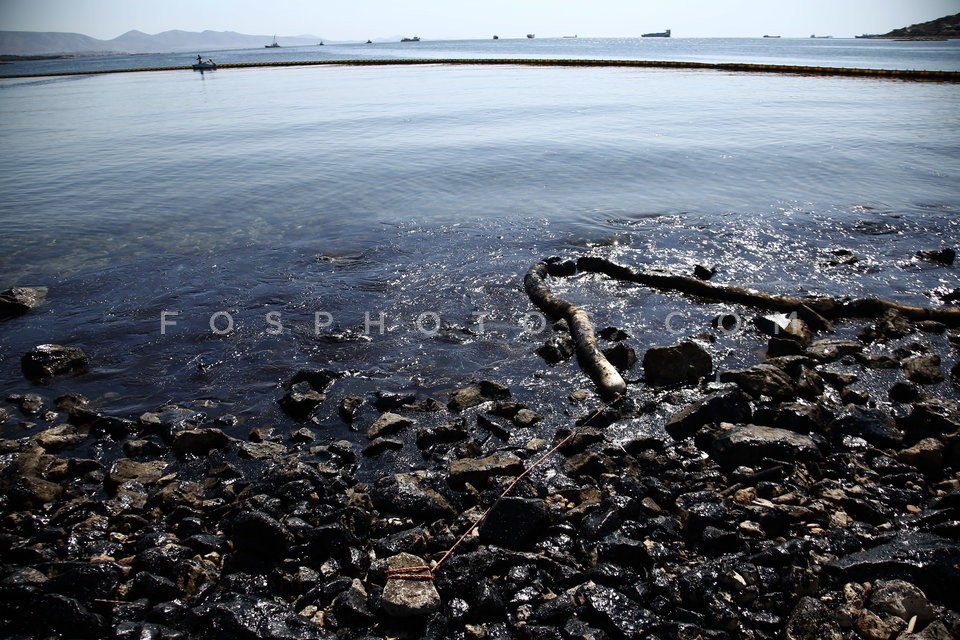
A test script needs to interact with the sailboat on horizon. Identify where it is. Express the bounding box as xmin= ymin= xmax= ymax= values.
xmin=265 ymin=35 xmax=280 ymax=48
